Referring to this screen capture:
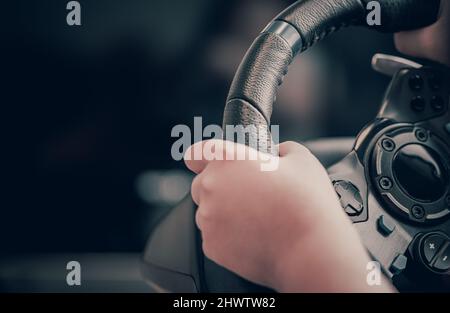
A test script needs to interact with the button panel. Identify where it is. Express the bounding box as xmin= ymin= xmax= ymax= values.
xmin=395 ymin=69 xmax=449 ymax=122
xmin=406 ymin=70 xmax=448 ymax=117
